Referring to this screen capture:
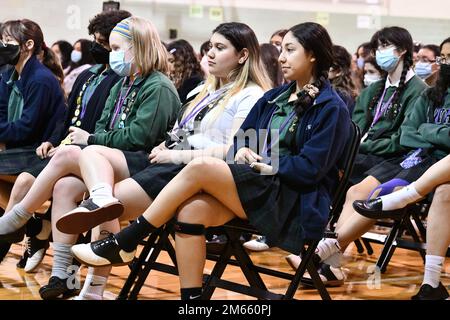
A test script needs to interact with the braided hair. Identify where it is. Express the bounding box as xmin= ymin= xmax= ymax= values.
xmin=365 ymin=26 xmax=414 ymax=123
xmin=288 ymin=22 xmax=334 ymax=117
